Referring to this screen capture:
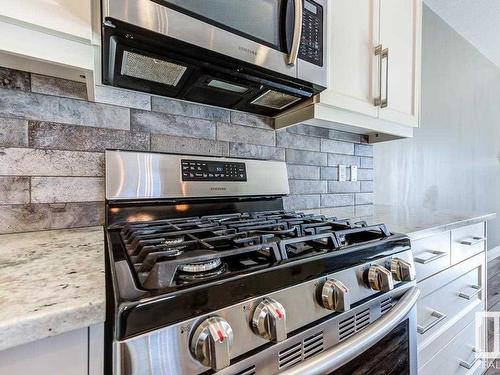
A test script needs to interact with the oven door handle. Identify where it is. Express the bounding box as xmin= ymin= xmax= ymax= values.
xmin=286 ymin=0 xmax=303 ymax=66
xmin=280 ymin=286 xmax=420 ymax=375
